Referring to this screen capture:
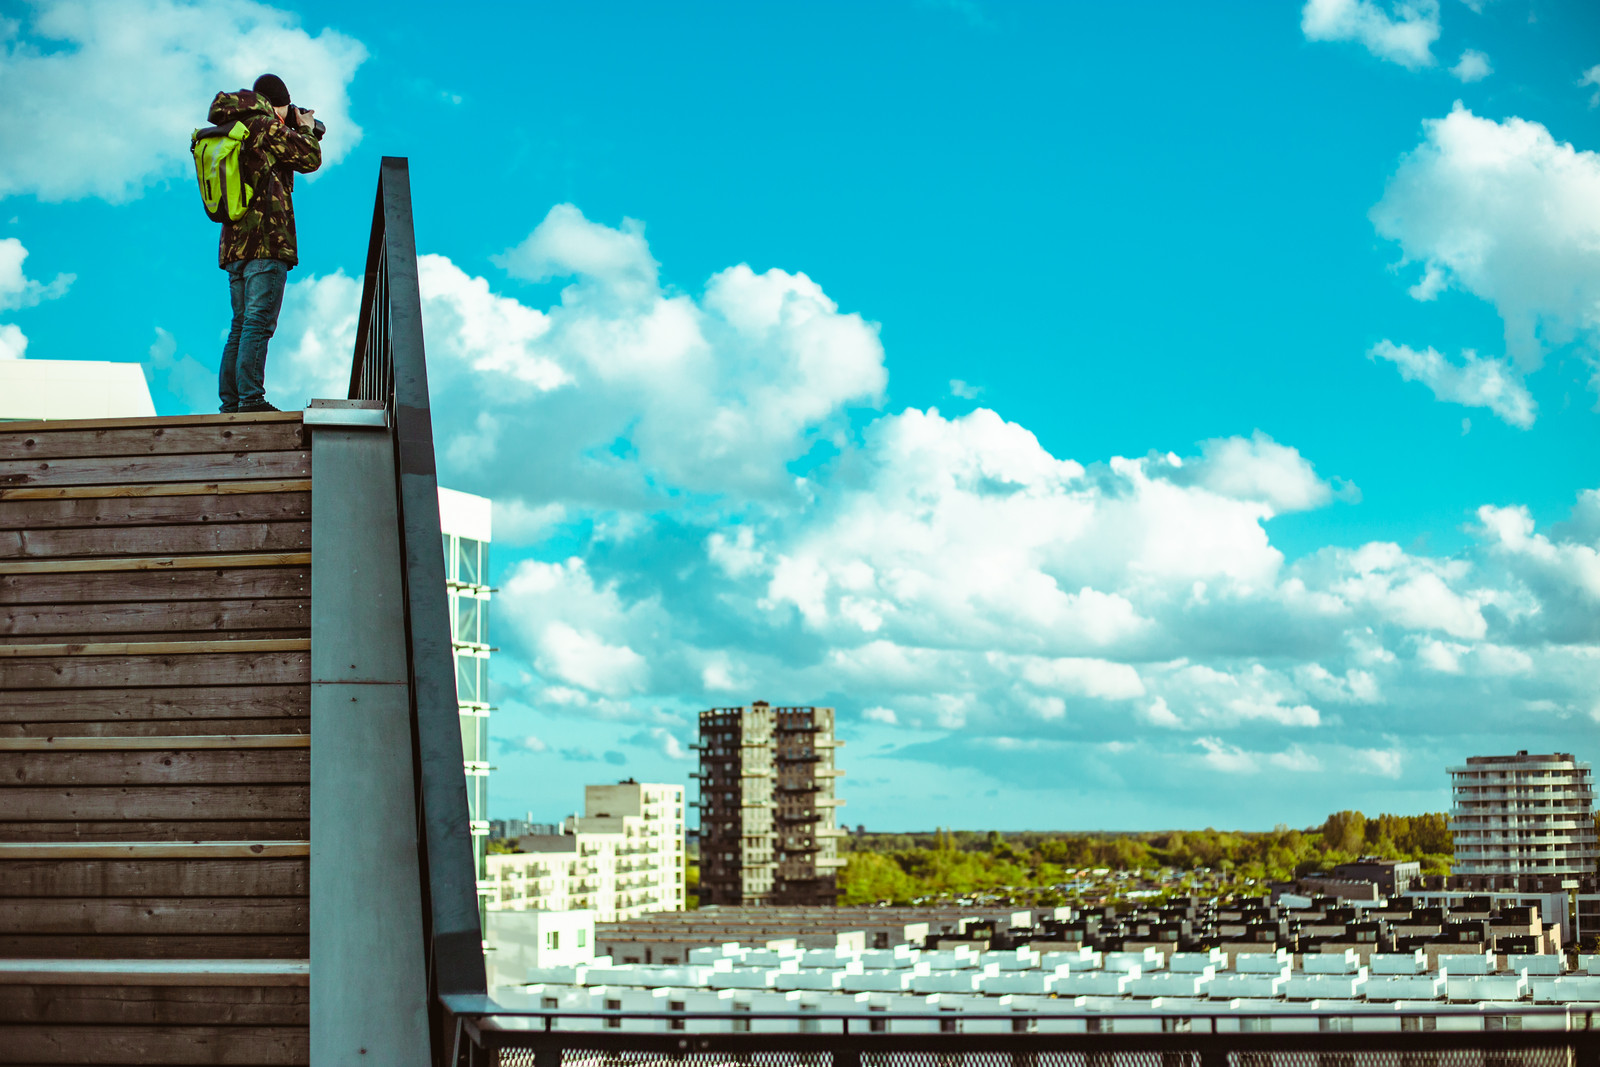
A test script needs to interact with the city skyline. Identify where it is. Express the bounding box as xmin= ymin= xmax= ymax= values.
xmin=3 ymin=1 xmax=1600 ymax=828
